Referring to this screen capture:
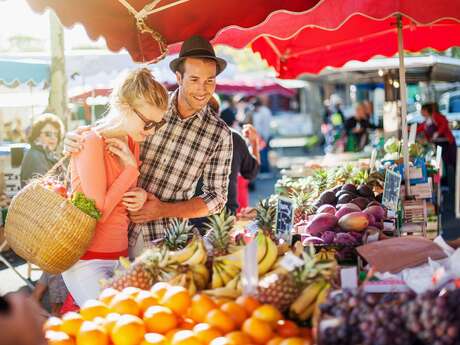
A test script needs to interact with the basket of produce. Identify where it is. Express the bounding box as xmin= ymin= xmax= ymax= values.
xmin=5 ymin=157 xmax=98 ymax=274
